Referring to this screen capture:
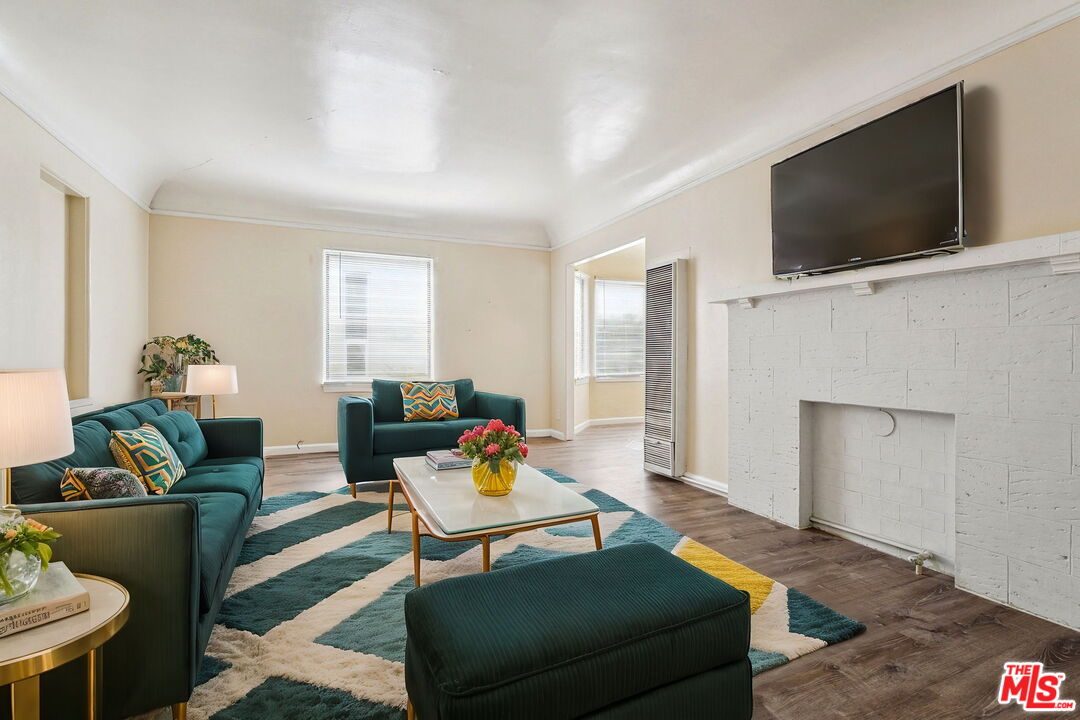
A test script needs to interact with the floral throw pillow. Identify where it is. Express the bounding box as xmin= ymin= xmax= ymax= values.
xmin=108 ymin=425 xmax=185 ymax=495
xmin=60 ymin=467 xmax=148 ymax=502
xmin=400 ymin=382 xmax=459 ymax=422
